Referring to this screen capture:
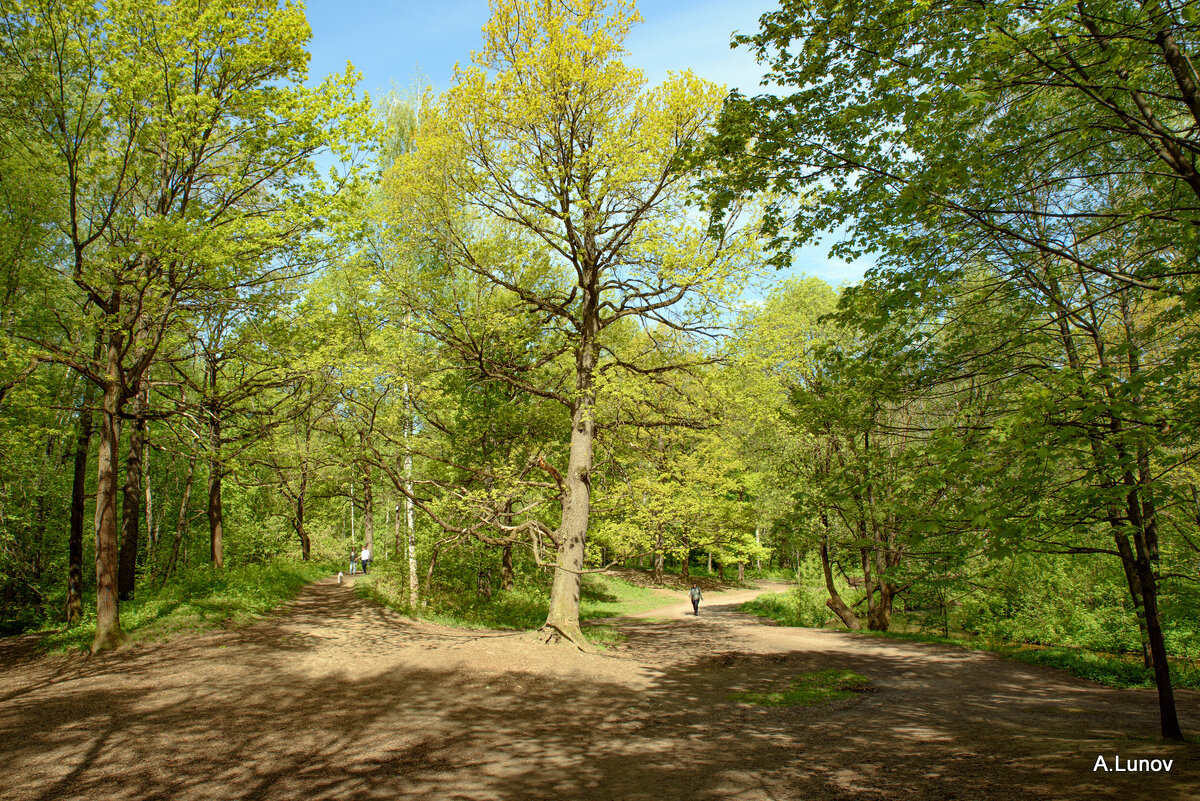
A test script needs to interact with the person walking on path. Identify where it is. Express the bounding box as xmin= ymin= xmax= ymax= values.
xmin=689 ymin=583 xmax=703 ymax=616
xmin=360 ymin=546 xmax=372 ymax=575
xmin=349 ymin=548 xmax=358 ymax=575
